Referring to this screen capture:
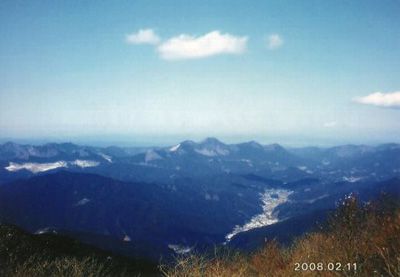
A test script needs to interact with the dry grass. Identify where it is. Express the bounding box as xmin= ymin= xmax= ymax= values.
xmin=161 ymin=196 xmax=400 ymax=277
xmin=1 ymin=196 xmax=398 ymax=276
xmin=8 ymin=256 xmax=112 ymax=277
xmin=0 ymin=224 xmax=157 ymax=276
